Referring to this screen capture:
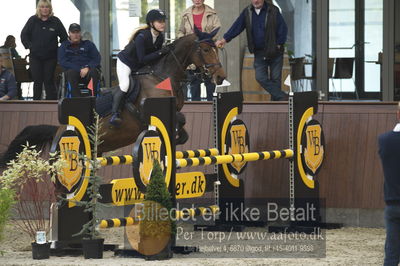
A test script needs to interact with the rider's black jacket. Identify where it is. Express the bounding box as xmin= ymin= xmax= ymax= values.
xmin=118 ymin=28 xmax=164 ymax=71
